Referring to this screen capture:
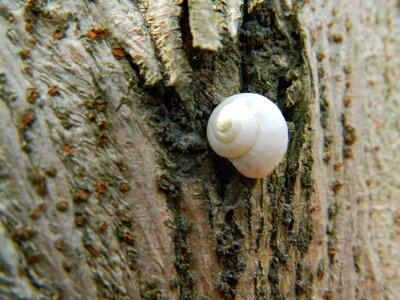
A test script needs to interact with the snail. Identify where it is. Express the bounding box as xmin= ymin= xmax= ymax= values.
xmin=207 ymin=93 xmax=288 ymax=178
